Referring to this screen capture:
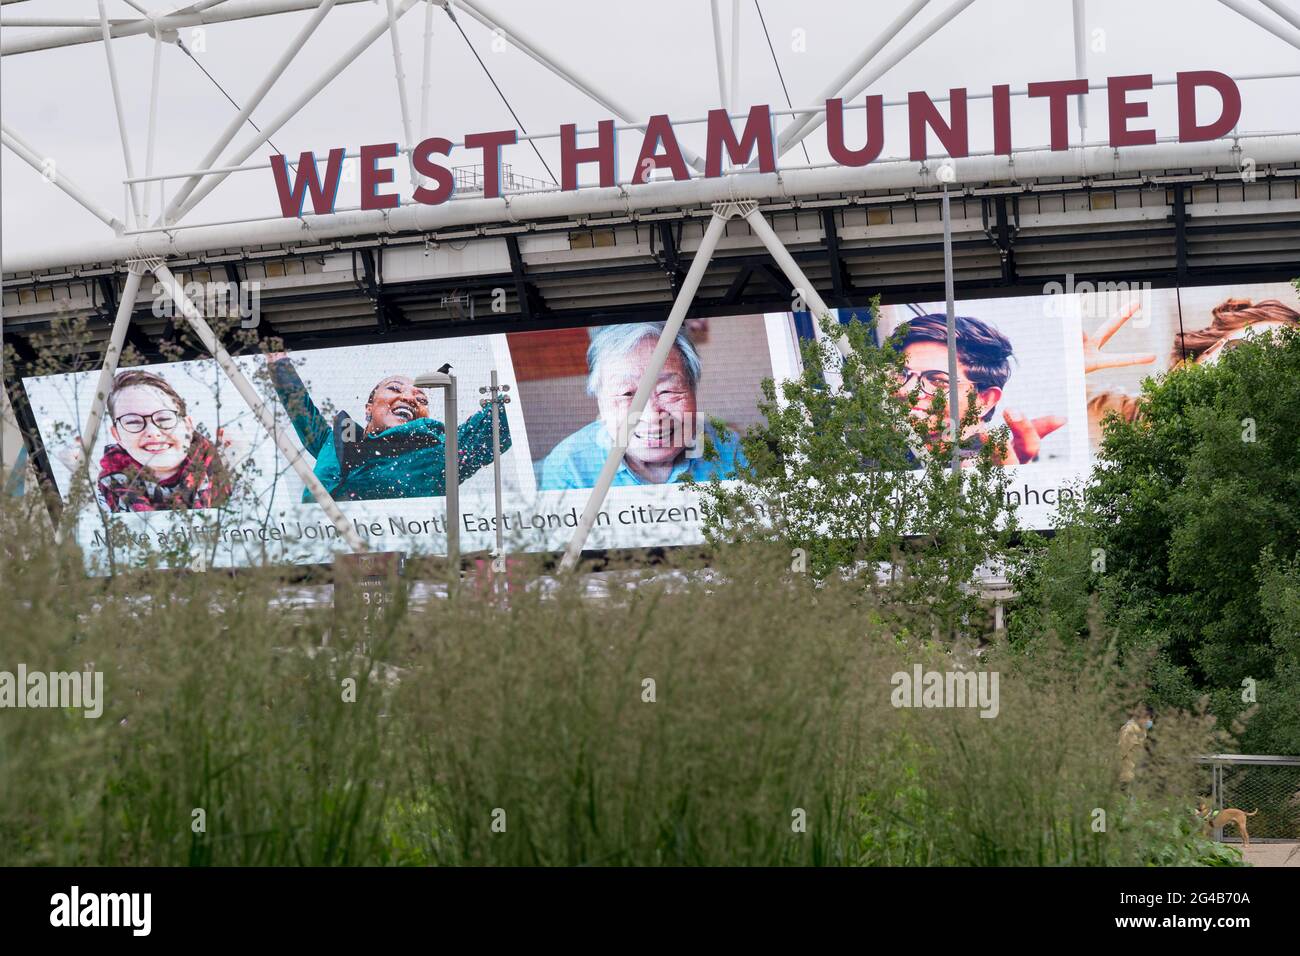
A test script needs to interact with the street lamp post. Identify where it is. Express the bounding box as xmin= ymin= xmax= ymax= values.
xmin=478 ymin=371 xmax=511 ymax=584
xmin=939 ymin=163 xmax=966 ymax=644
xmin=938 ymin=163 xmax=961 ymax=475
xmin=413 ymin=368 xmax=459 ymax=569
